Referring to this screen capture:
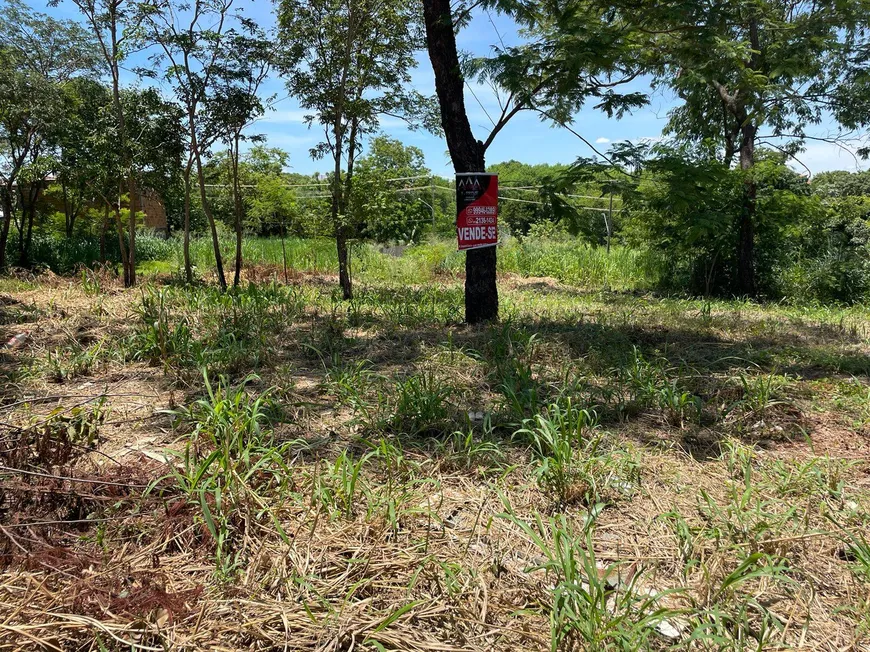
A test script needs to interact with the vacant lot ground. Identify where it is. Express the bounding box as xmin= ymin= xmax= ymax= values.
xmin=1 ymin=266 xmax=869 ymax=650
